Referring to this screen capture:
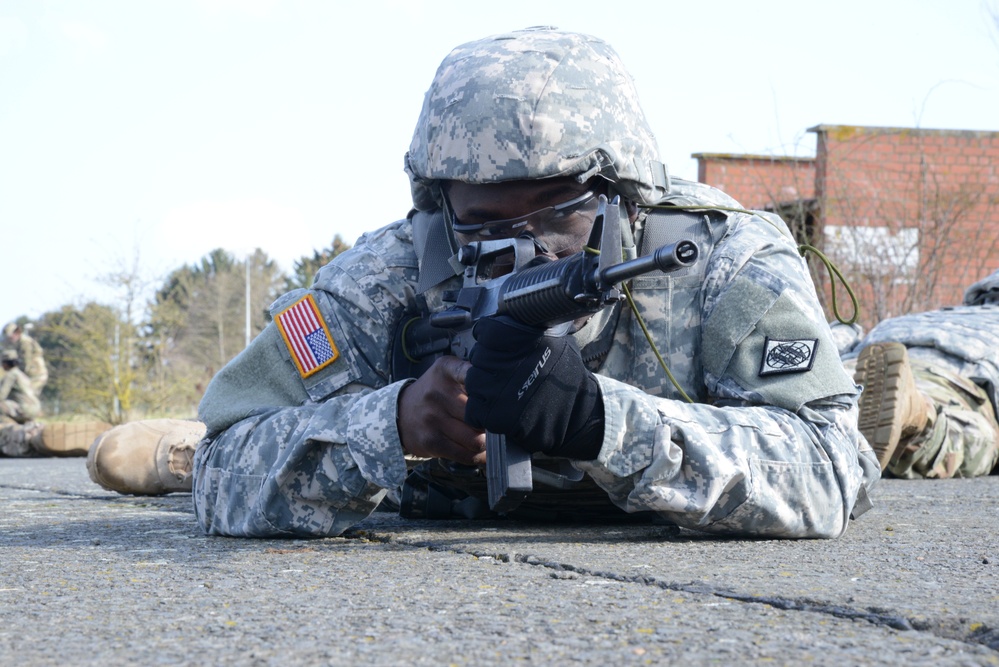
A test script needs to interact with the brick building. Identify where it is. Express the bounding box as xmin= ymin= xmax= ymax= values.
xmin=694 ymin=125 xmax=999 ymax=328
